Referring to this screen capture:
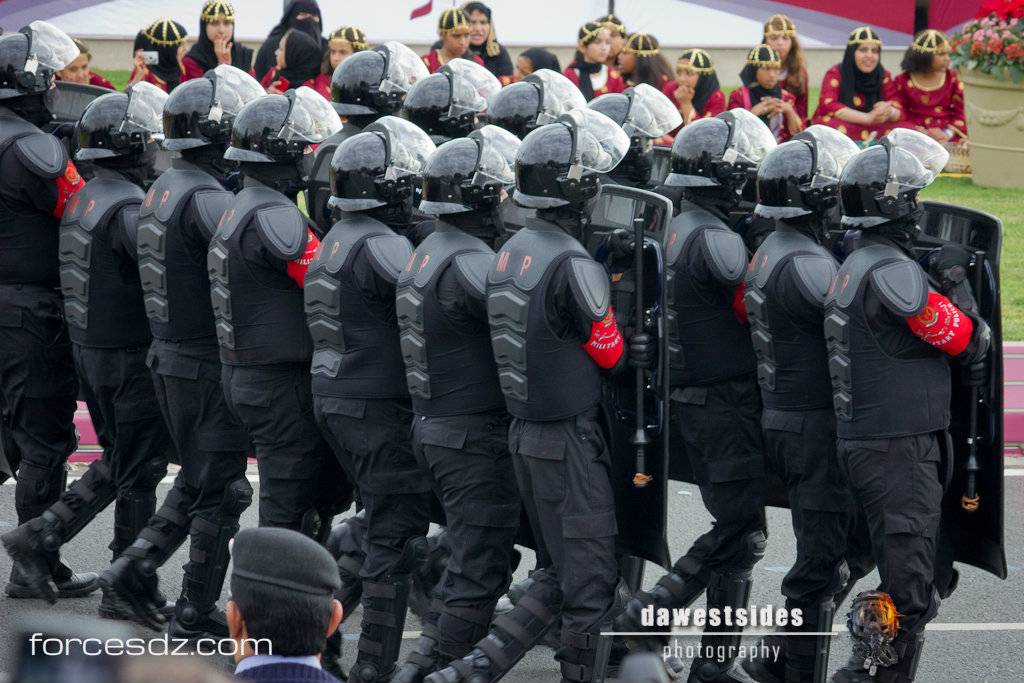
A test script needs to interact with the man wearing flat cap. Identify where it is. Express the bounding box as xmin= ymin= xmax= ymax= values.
xmin=228 ymin=528 xmax=344 ymax=682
